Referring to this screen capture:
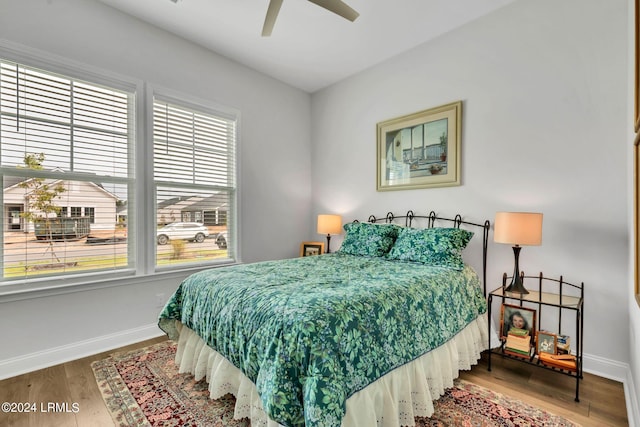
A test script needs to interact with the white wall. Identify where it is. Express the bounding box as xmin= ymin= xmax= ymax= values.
xmin=311 ymin=0 xmax=630 ymax=377
xmin=0 ymin=0 xmax=311 ymax=375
